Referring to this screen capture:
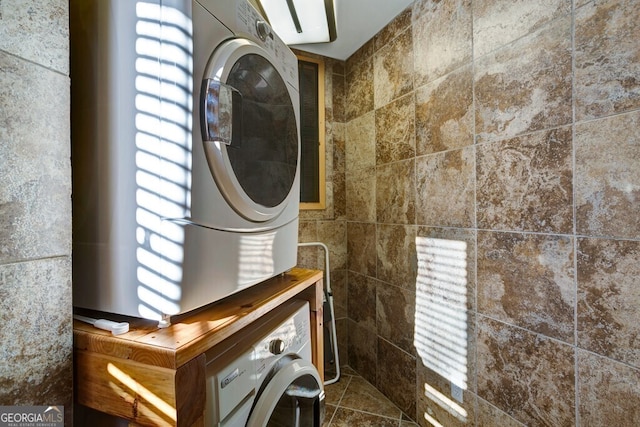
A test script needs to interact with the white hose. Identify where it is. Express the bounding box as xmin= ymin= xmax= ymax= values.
xmin=298 ymin=241 xmax=341 ymax=385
